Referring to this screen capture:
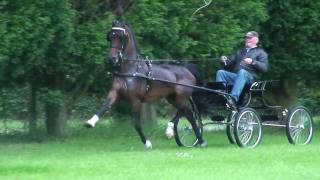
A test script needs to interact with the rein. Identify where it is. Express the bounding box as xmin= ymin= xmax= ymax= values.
xmin=109 ymin=21 xmax=223 ymax=95
xmin=120 ymin=57 xmax=220 ymax=64
xmin=113 ymin=72 xmax=229 ymax=96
